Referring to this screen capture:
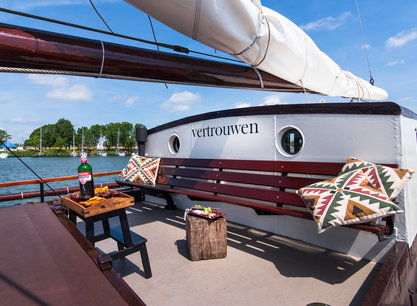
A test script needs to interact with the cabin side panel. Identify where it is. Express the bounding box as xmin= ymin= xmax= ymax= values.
xmin=399 ymin=116 xmax=417 ymax=245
